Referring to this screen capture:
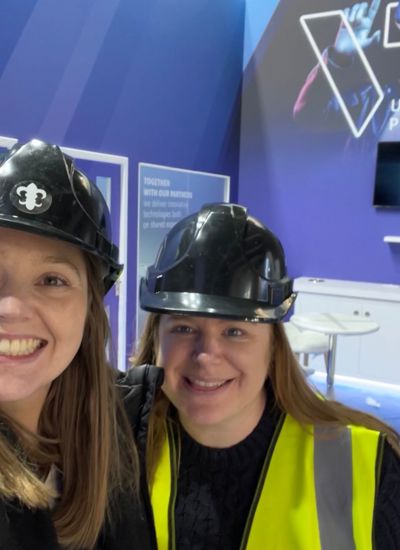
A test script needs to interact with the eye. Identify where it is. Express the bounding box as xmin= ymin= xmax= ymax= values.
xmin=171 ymin=324 xmax=194 ymax=335
xmin=39 ymin=274 xmax=68 ymax=287
xmin=225 ymin=327 xmax=244 ymax=338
